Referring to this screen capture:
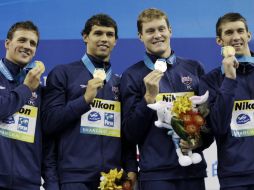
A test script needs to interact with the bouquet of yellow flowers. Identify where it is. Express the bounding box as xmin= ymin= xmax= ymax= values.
xmin=148 ymin=91 xmax=209 ymax=166
xmin=171 ymin=93 xmax=209 ymax=145
xmin=98 ymin=169 xmax=132 ymax=190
